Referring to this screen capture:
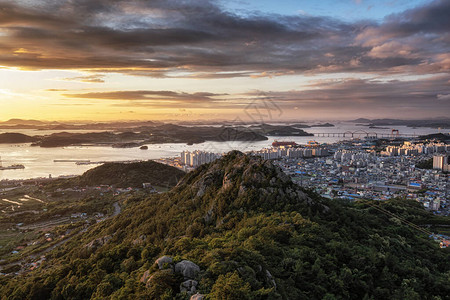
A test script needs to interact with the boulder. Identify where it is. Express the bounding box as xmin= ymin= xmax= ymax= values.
xmin=155 ymin=255 xmax=173 ymax=269
xmin=84 ymin=235 xmax=112 ymax=250
xmin=190 ymin=293 xmax=205 ymax=300
xmin=221 ymin=172 xmax=233 ymax=190
xmin=132 ymin=234 xmax=147 ymax=245
xmin=266 ymin=270 xmax=276 ymax=289
xmin=140 ymin=270 xmax=151 ymax=283
xmin=238 ymin=185 xmax=247 ymax=197
xmin=180 ymin=279 xmax=198 ymax=294
xmin=175 ymin=260 xmax=200 ymax=279
xmin=204 ymin=207 xmax=214 ymax=223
